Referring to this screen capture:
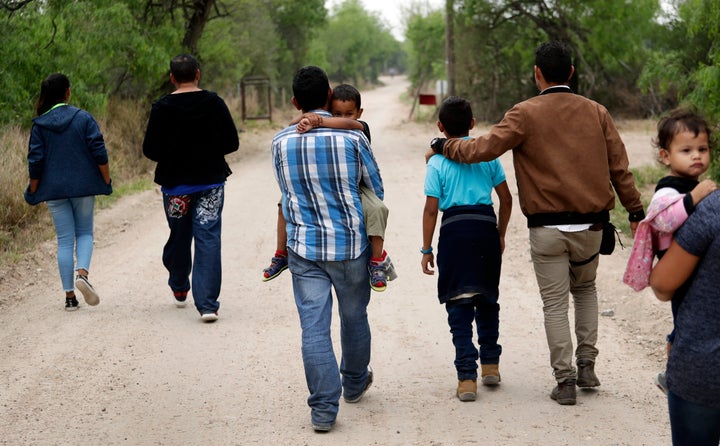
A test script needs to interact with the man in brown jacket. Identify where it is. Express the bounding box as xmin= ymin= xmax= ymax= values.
xmin=429 ymin=41 xmax=645 ymax=405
